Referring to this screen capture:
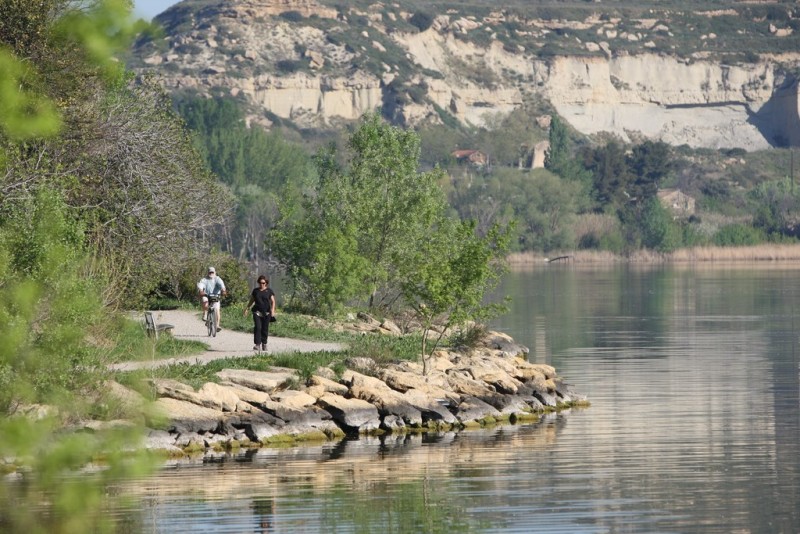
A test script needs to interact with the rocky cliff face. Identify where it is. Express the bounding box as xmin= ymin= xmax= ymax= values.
xmin=130 ymin=0 xmax=800 ymax=150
